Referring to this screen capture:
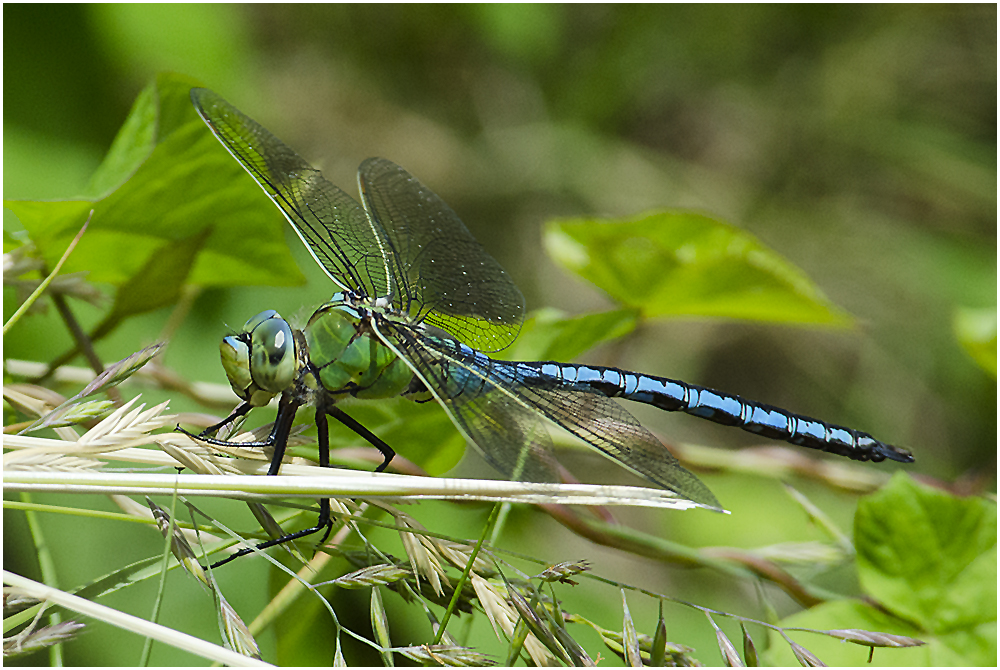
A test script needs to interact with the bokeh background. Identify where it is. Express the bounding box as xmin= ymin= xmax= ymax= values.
xmin=5 ymin=4 xmax=996 ymax=666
